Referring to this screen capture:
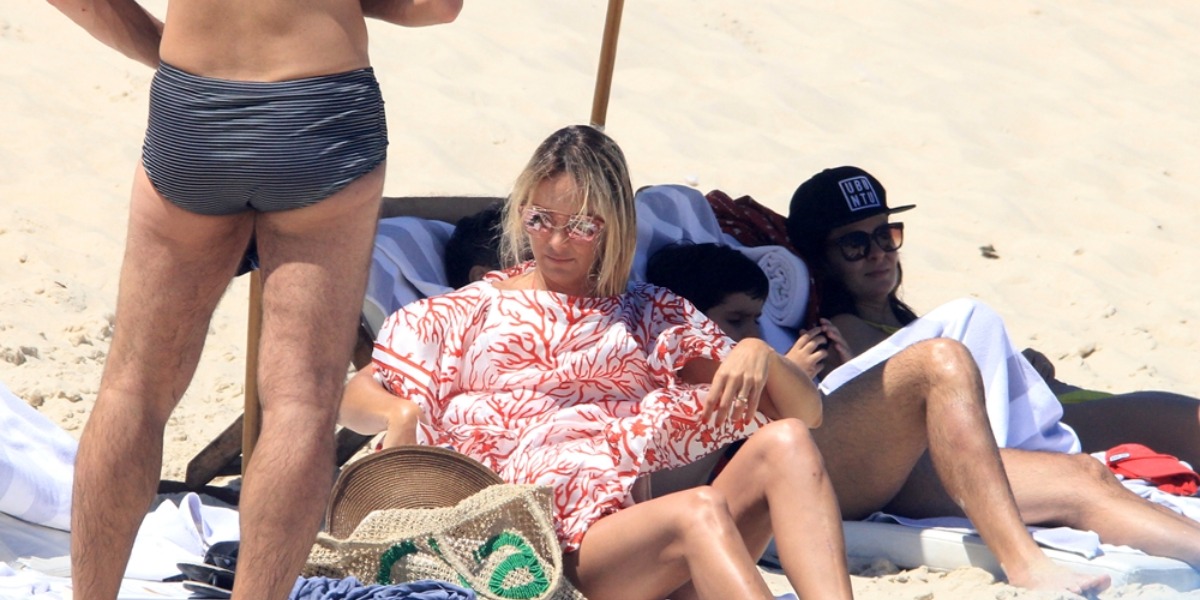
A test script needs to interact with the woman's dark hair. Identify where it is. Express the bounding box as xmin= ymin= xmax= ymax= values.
xmin=790 ymin=224 xmax=918 ymax=326
xmin=645 ymin=243 xmax=769 ymax=312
